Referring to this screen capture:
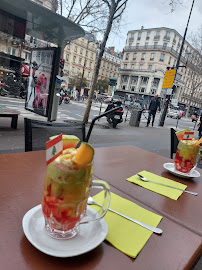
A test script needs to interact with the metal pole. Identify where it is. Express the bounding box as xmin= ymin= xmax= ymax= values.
xmin=159 ymin=0 xmax=195 ymax=127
